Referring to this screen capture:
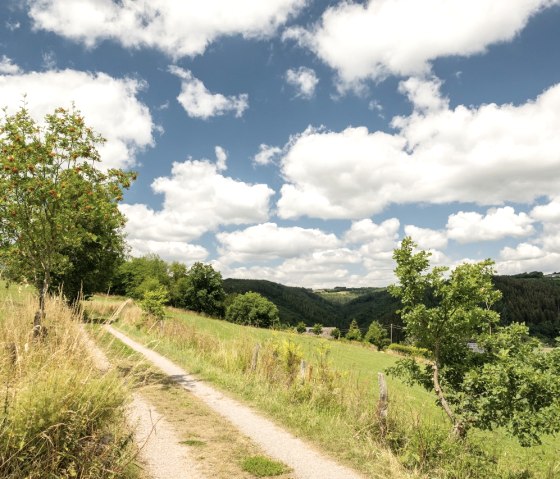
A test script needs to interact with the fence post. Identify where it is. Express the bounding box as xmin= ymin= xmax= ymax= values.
xmin=300 ymin=359 xmax=307 ymax=382
xmin=377 ymin=372 xmax=389 ymax=437
xmin=251 ymin=344 xmax=260 ymax=372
